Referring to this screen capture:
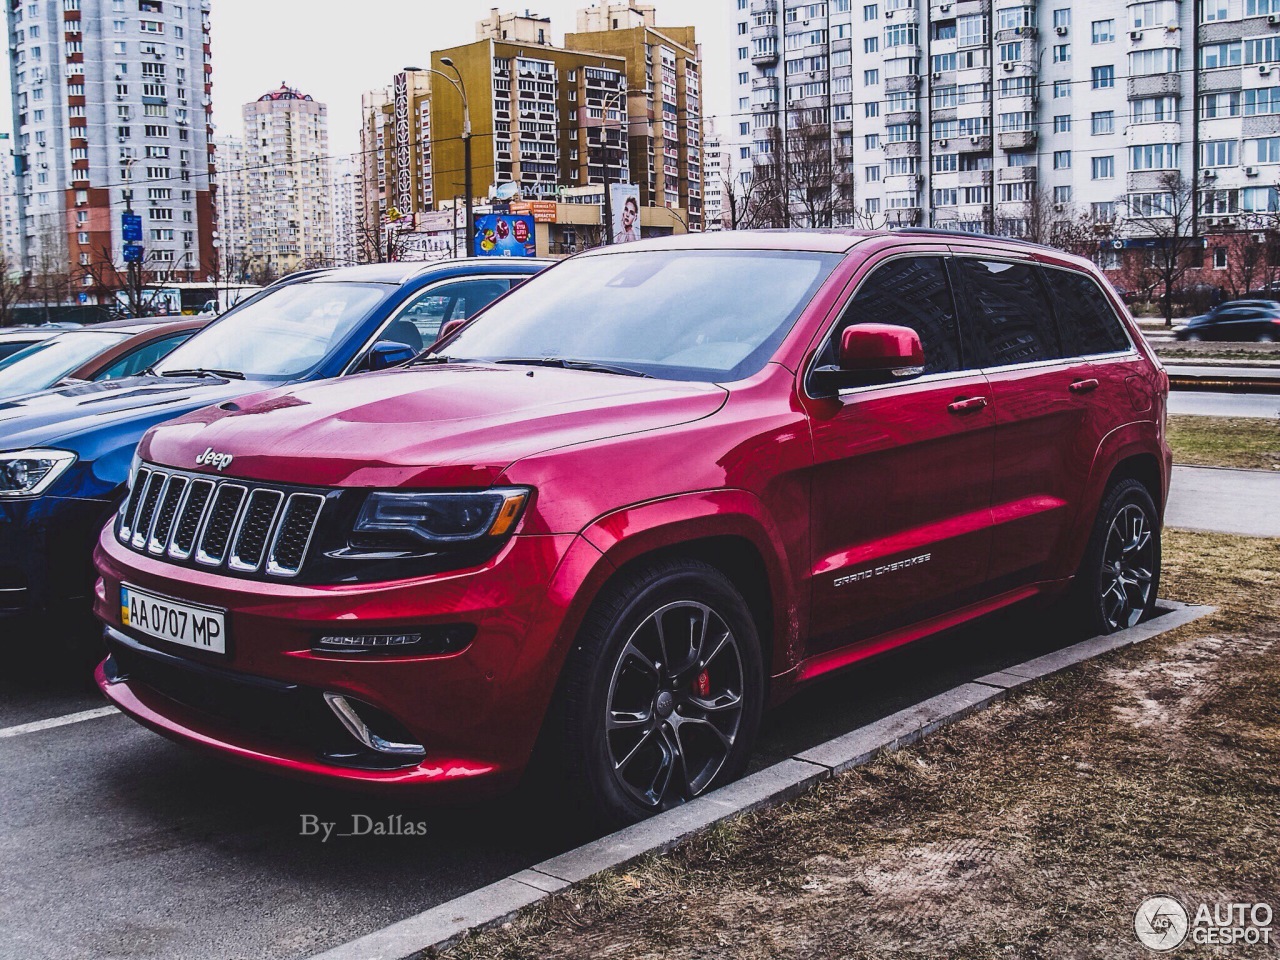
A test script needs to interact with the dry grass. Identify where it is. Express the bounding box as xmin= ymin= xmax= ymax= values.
xmin=436 ymin=531 xmax=1280 ymax=960
xmin=1168 ymin=415 xmax=1280 ymax=471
